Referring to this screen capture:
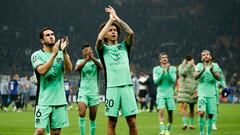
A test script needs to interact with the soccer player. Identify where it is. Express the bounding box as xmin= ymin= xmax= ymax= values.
xmin=96 ymin=6 xmax=138 ymax=135
xmin=153 ymin=52 xmax=177 ymax=135
xmin=177 ymin=55 xmax=198 ymax=130
xmin=31 ymin=27 xmax=72 ymax=135
xmin=194 ymin=50 xmax=220 ymax=135
xmin=75 ymin=43 xmax=102 ymax=135
xmin=9 ymin=73 xmax=20 ymax=112
xmin=64 ymin=76 xmax=72 ymax=110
